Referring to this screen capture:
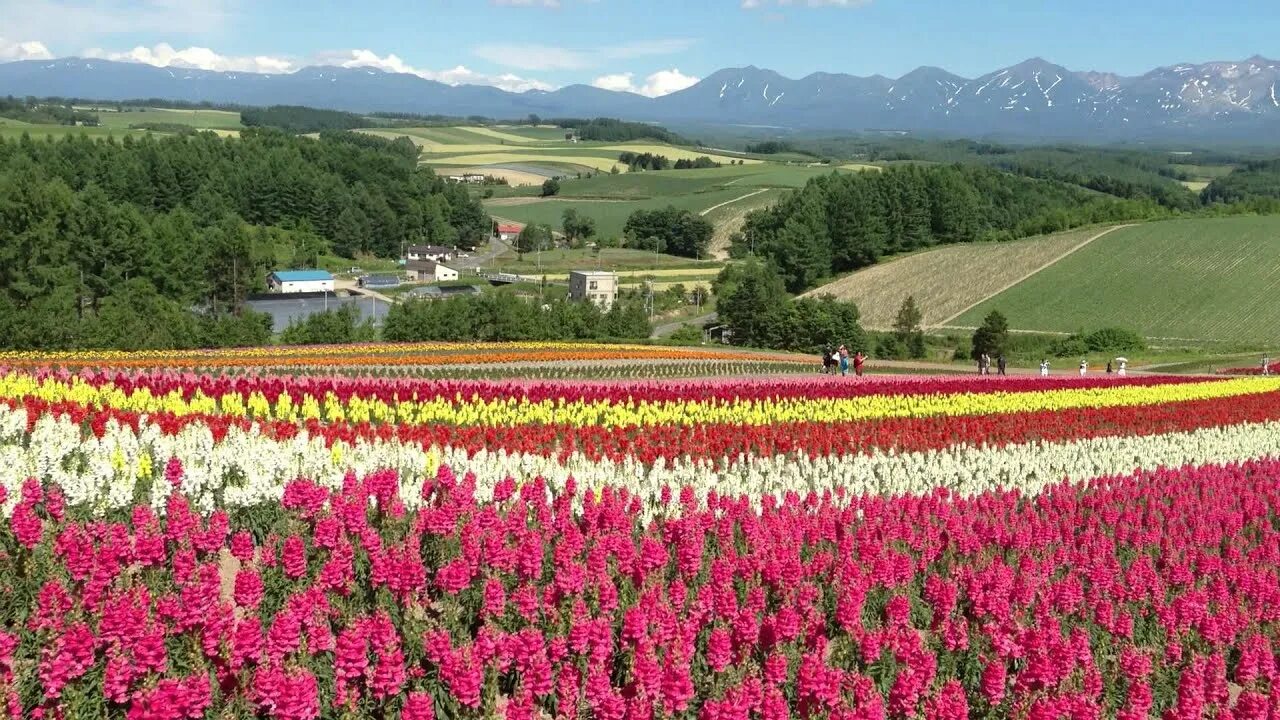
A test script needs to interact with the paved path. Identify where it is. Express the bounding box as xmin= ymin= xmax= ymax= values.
xmin=652 ymin=312 xmax=718 ymax=338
